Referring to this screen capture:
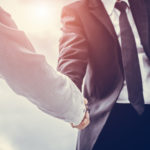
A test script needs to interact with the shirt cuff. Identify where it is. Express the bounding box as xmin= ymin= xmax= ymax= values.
xmin=72 ymin=100 xmax=86 ymax=126
xmin=65 ymin=78 xmax=86 ymax=126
